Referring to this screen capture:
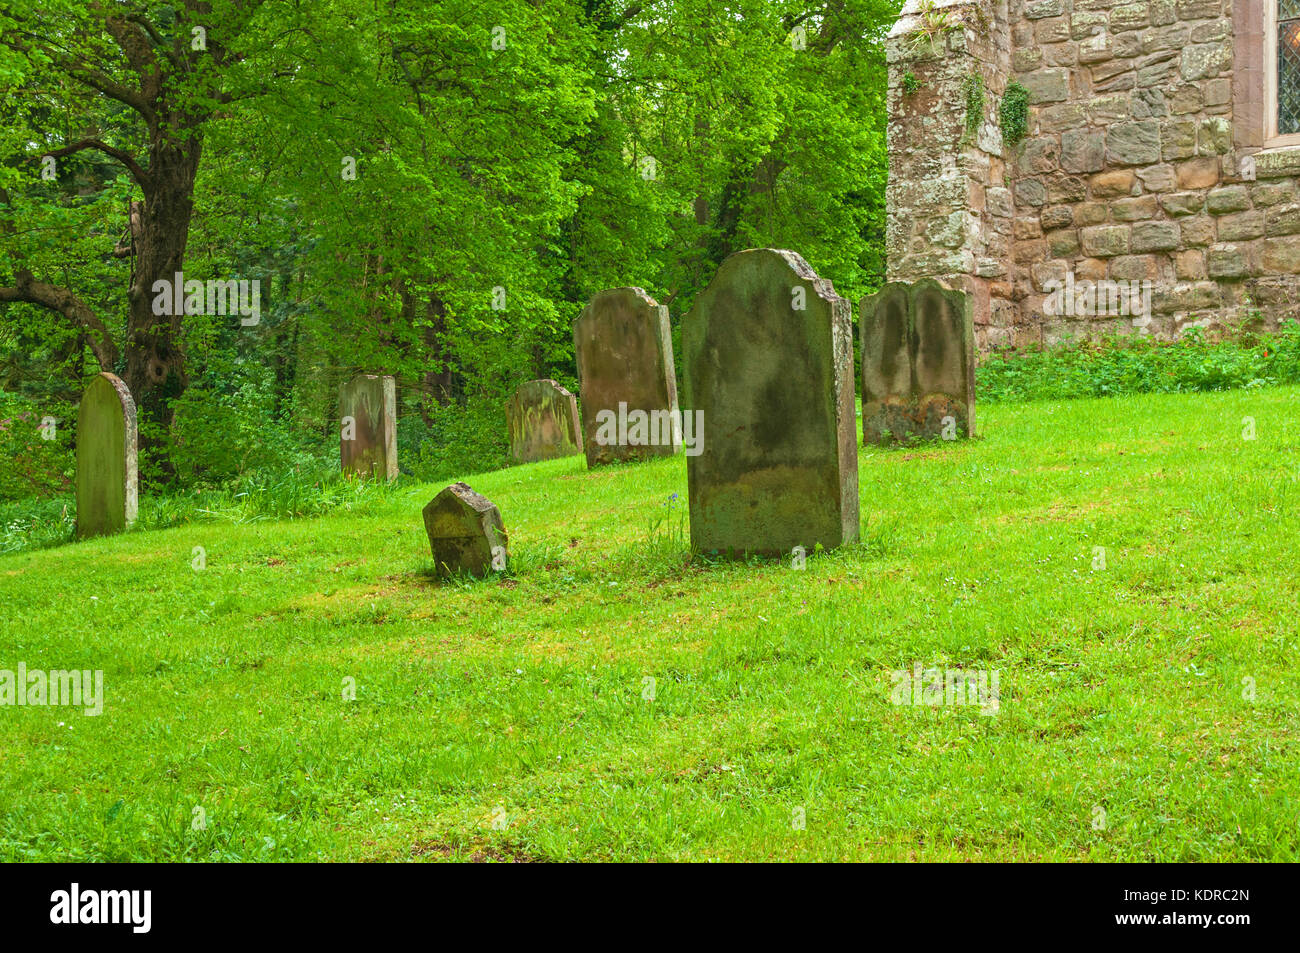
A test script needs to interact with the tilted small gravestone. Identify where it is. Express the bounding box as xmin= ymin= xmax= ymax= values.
xmin=76 ymin=372 xmax=138 ymax=539
xmin=683 ymin=248 xmax=859 ymax=556
xmin=339 ymin=374 xmax=398 ymax=480
xmin=506 ymin=379 xmax=583 ymax=463
xmin=573 ymin=287 xmax=680 ymax=467
xmin=860 ymin=279 xmax=975 ymax=444
xmin=422 ymin=482 xmax=508 ymax=577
